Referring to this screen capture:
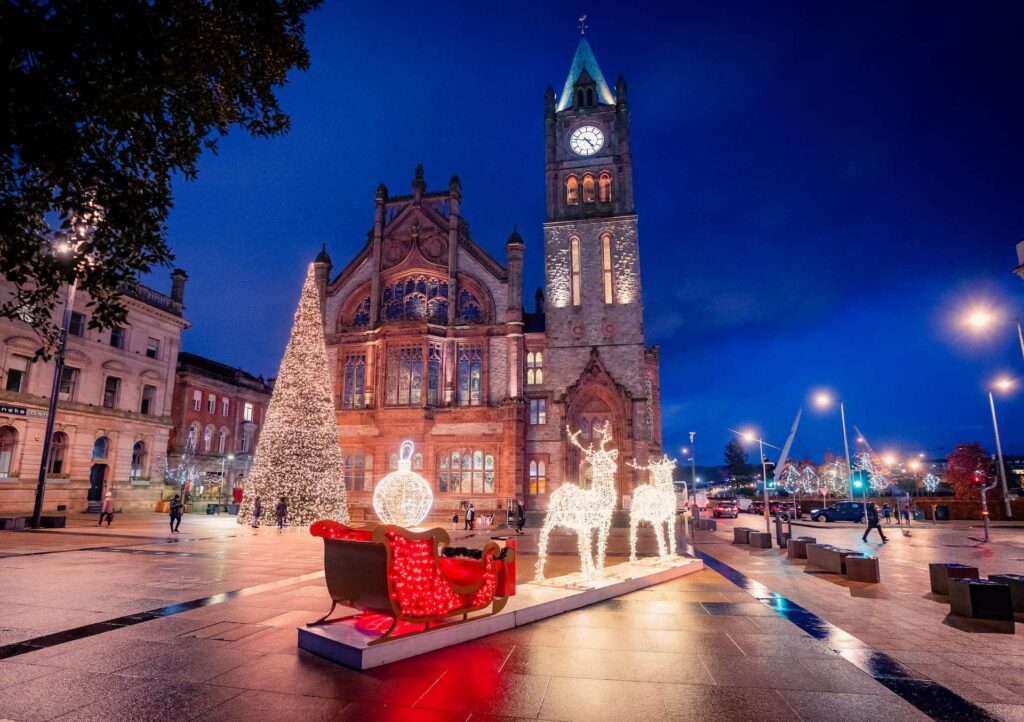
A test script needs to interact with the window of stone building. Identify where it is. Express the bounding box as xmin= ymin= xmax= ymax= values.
xmin=582 ymin=174 xmax=596 ymax=203
xmin=438 ymin=449 xmax=494 ymax=494
xmin=528 ymin=459 xmax=546 ymax=495
xmin=526 ymin=352 xmax=543 ymax=385
xmin=241 ymin=431 xmax=251 ymax=452
xmin=351 ymin=297 xmax=371 ymax=327
xmin=140 ymin=384 xmax=156 ymax=415
xmin=187 ymin=423 xmax=199 ymax=451
xmin=221 ymin=397 xmax=229 ymax=416
xmin=217 ymin=429 xmax=227 ymax=455
xmin=382 ymin=276 xmax=448 ymax=323
xmin=146 ymin=337 xmax=160 ymax=359
xmin=5 ymin=354 xmax=31 ymax=393
xmin=130 ymin=441 xmax=146 ymax=479
xmin=342 ymin=451 xmax=372 ymax=491
xmin=203 ymin=425 xmax=214 ymax=452
xmin=48 ymin=432 xmax=68 ymax=475
xmin=243 ymin=402 xmax=253 ymax=422
xmin=602 ymin=234 xmax=614 ymax=304
xmin=109 ymin=327 xmax=126 ymax=350
xmin=565 ymin=176 xmax=579 ymax=206
xmin=457 ymin=289 xmax=484 ymax=324
xmin=456 ymin=345 xmax=482 ymax=406
xmin=193 ymin=390 xmax=202 ymax=411
xmin=342 ymin=353 xmax=366 ymax=409
xmin=92 ymin=436 xmax=109 ymax=459
xmin=427 ymin=343 xmax=442 ymax=406
xmin=0 ymin=426 xmax=17 ymax=478
xmin=570 ymin=238 xmax=582 ymax=307
xmin=207 ymin=393 xmax=215 ymax=413
xmin=102 ymin=376 xmax=121 ymax=409
xmin=58 ymin=366 xmax=79 ymax=401
xmin=385 ymin=346 xmax=422 ymax=406
xmin=599 ymin=172 xmax=612 ymax=203
xmin=69 ymin=312 xmax=86 ymax=337
xmin=529 ymin=398 xmax=547 ymax=425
